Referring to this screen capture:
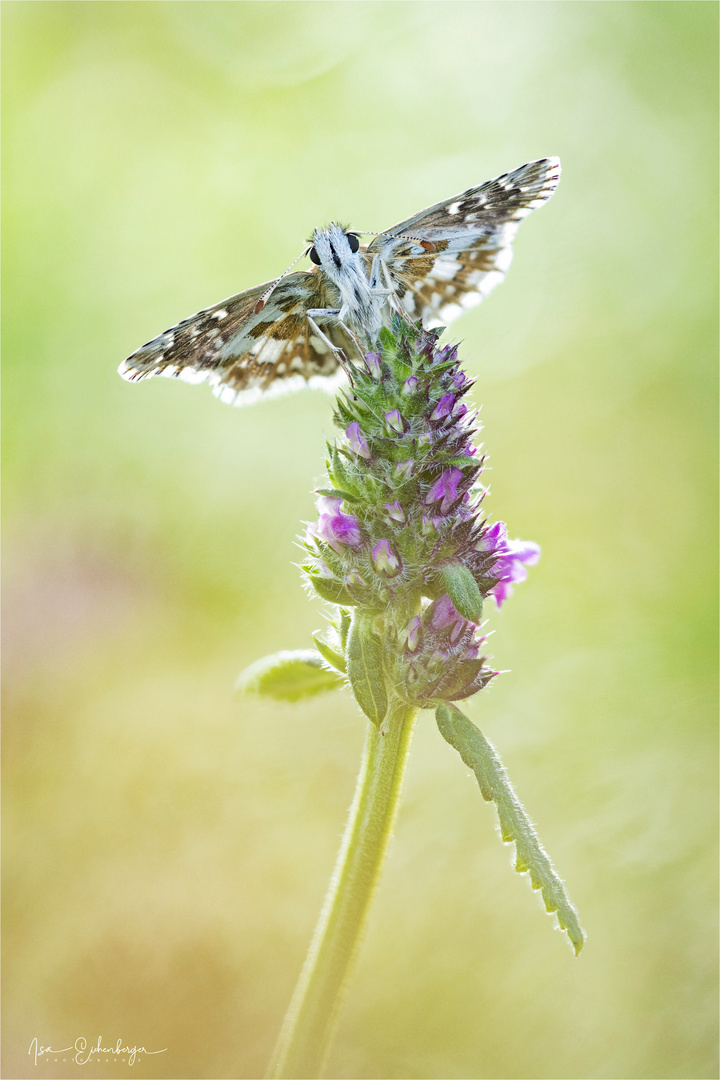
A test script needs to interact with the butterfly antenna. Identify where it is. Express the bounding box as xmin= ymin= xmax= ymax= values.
xmin=253 ymin=245 xmax=312 ymax=314
xmin=351 ymin=230 xmax=435 ymax=252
